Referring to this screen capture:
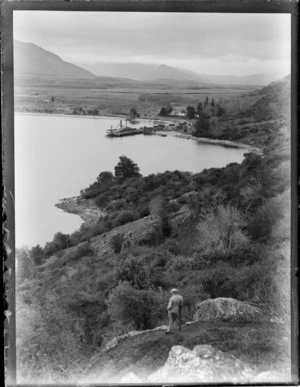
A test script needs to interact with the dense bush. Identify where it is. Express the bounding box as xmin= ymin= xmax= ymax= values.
xmin=137 ymin=225 xmax=163 ymax=247
xmin=107 ymin=282 xmax=166 ymax=330
xmin=111 ymin=210 xmax=139 ymax=228
xmin=138 ymin=205 xmax=150 ymax=218
xmin=116 ymin=256 xmax=151 ymax=289
xmin=166 ymin=255 xmax=193 ymax=271
xmin=109 ymin=233 xmax=124 ymax=253
xmin=17 ymin=295 xmax=83 ymax=383
xmin=17 ymin=84 xmax=291 ymax=382
xmin=106 ymin=199 xmax=126 ymax=212
xmin=58 ymin=242 xmax=93 ymax=264
xmin=196 ymin=205 xmax=249 ymax=254
xmin=161 ymin=239 xmax=181 ymax=255
xmin=95 ymin=192 xmax=110 ymax=208
xmin=247 ymin=193 xmax=288 ymax=242
xmin=180 ymin=284 xmax=210 ymax=321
